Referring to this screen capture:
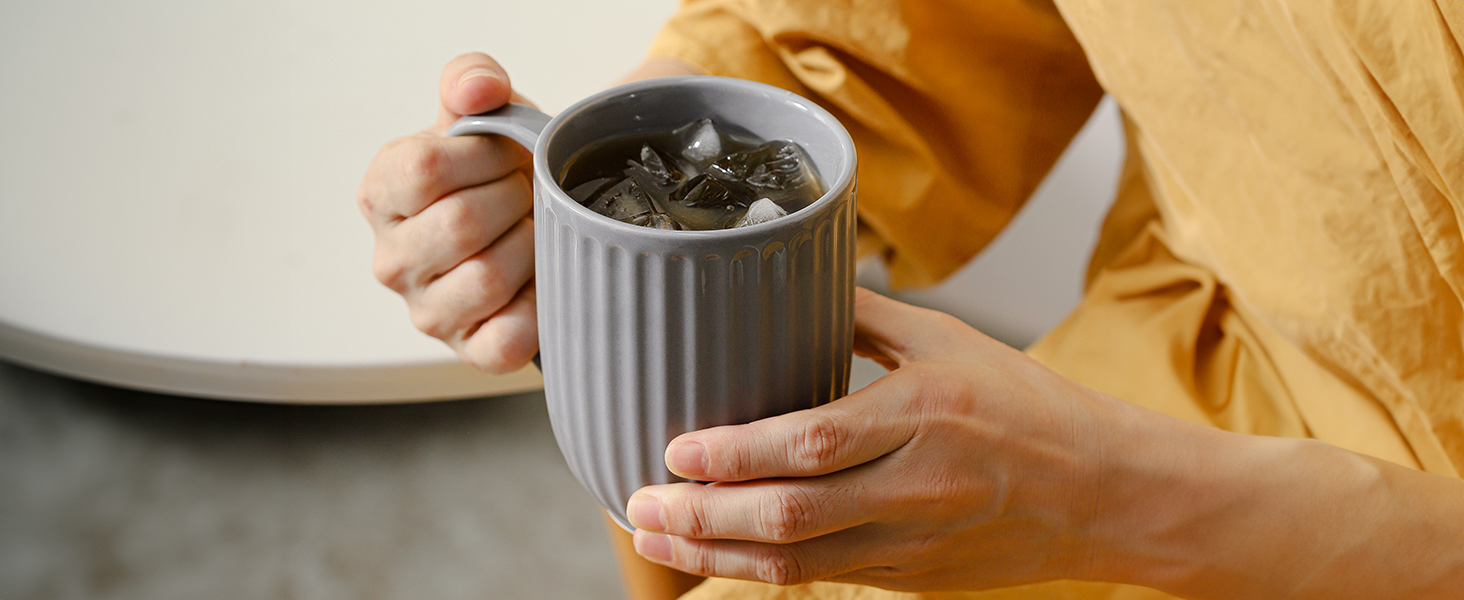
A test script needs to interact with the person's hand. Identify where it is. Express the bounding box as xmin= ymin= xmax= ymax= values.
xmin=624 ymin=287 xmax=1125 ymax=590
xmin=357 ymin=52 xmax=537 ymax=373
